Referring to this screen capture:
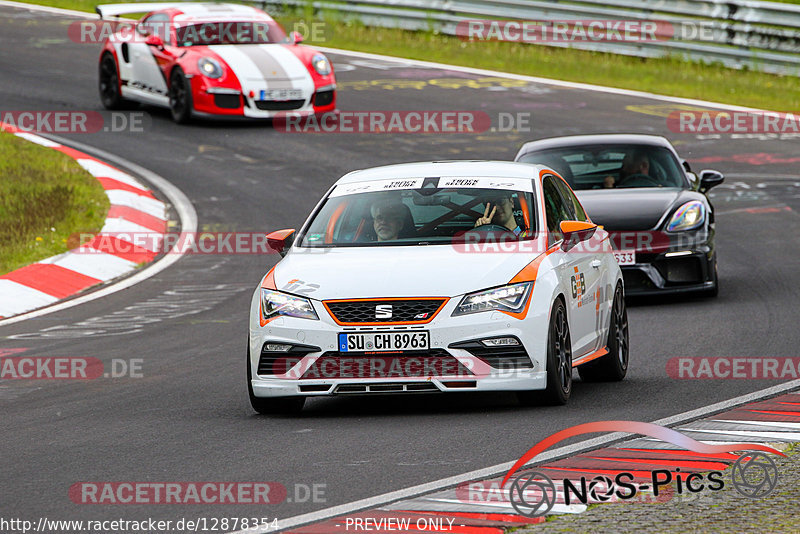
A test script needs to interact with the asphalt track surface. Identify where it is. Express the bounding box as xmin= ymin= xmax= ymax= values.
xmin=2 ymin=4 xmax=800 ymax=528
